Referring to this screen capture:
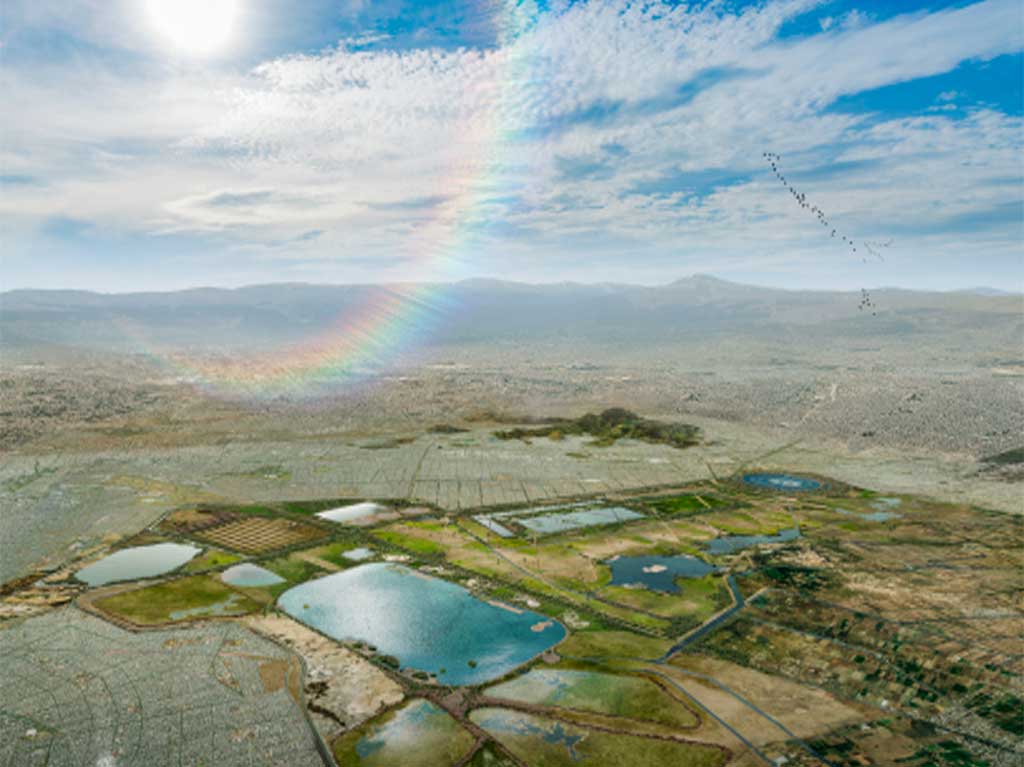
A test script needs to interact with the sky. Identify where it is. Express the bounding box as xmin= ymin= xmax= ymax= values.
xmin=1 ymin=0 xmax=1022 ymax=292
